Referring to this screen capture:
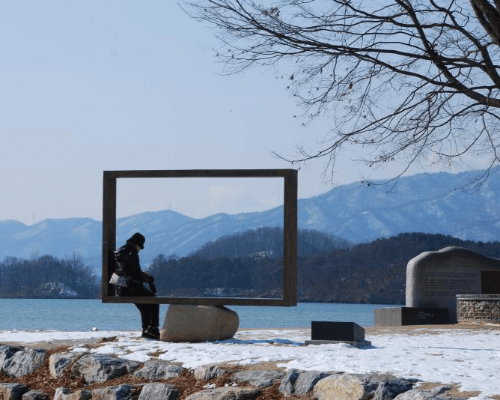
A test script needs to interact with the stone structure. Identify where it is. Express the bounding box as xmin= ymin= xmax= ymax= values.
xmin=160 ymin=305 xmax=239 ymax=342
xmin=406 ymin=247 xmax=500 ymax=322
xmin=456 ymin=294 xmax=500 ymax=322
xmin=374 ymin=307 xmax=448 ymax=327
